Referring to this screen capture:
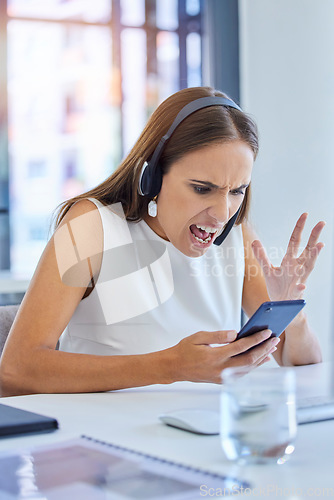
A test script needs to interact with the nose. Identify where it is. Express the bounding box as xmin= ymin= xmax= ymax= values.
xmin=206 ymin=194 xmax=230 ymax=224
